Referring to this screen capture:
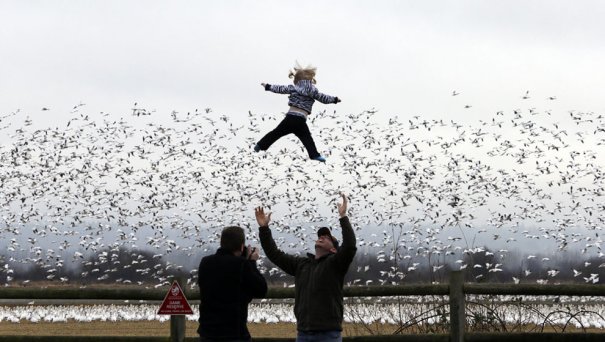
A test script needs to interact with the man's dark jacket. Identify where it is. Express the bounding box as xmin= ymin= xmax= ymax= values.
xmin=259 ymin=216 xmax=357 ymax=332
xmin=197 ymin=248 xmax=268 ymax=340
